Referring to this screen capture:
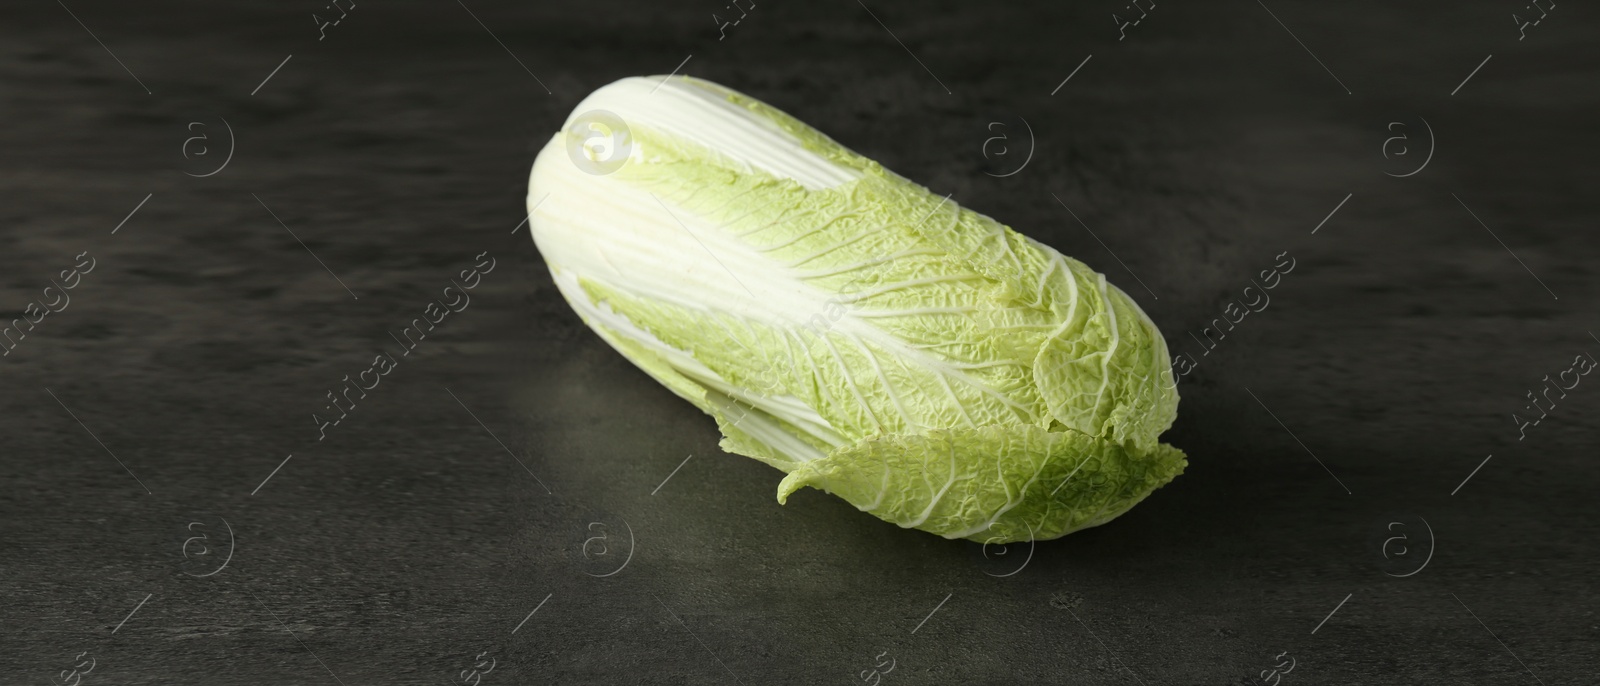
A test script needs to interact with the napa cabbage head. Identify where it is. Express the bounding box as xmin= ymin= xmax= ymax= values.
xmin=527 ymin=75 xmax=1184 ymax=543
